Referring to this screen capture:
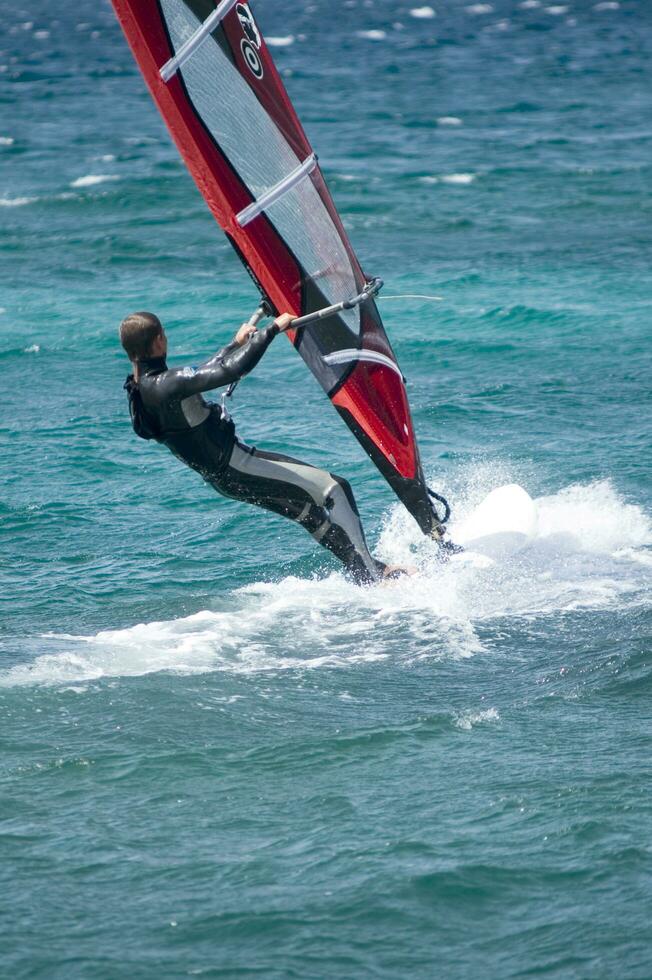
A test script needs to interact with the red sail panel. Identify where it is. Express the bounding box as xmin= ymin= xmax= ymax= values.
xmin=110 ymin=0 xmax=439 ymax=534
